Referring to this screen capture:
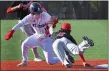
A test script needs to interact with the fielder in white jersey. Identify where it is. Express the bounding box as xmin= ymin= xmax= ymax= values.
xmin=6 ymin=1 xmax=47 ymax=62
xmin=5 ymin=2 xmax=59 ymax=67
